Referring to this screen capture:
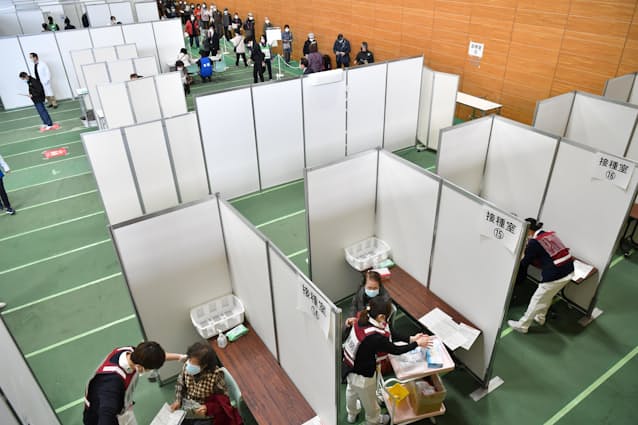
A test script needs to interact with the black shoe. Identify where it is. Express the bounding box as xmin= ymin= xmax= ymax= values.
xmin=53 ymin=105 xmax=58 ymax=109
xmin=6 ymin=208 xmax=16 ymax=215
xmin=47 ymin=104 xmax=53 ymax=108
